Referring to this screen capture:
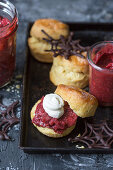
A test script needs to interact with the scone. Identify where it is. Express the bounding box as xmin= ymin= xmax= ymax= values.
xmin=50 ymin=52 xmax=89 ymax=88
xmin=28 ymin=18 xmax=69 ymax=63
xmin=31 ymin=96 xmax=77 ymax=138
xmin=55 ymin=84 xmax=98 ymax=118
xmin=31 ymin=85 xmax=98 ymax=138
